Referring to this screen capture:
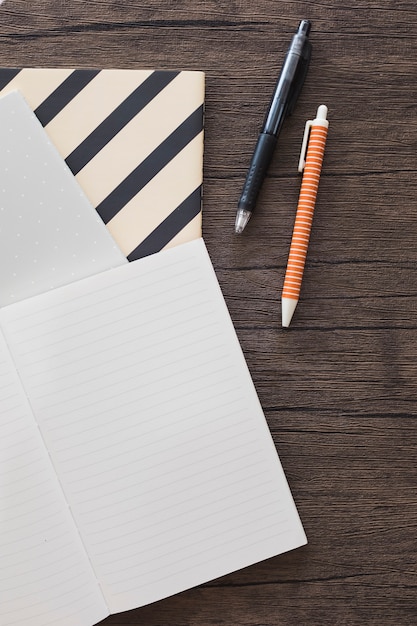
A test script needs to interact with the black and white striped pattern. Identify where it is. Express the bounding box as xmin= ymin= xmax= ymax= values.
xmin=0 ymin=68 xmax=205 ymax=260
